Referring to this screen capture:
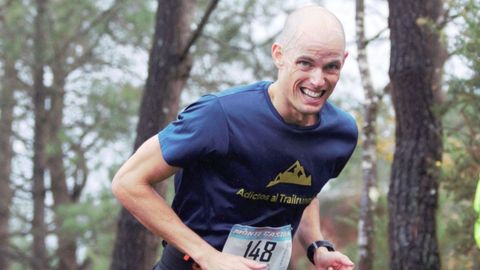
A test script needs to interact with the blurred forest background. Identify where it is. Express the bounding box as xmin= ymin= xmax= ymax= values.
xmin=0 ymin=0 xmax=479 ymax=269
